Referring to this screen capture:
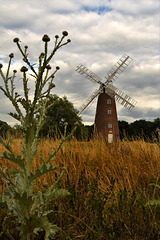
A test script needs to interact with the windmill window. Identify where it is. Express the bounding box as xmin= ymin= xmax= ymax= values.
xmin=107 ymin=99 xmax=111 ymax=104
xmin=108 ymin=109 xmax=112 ymax=114
xmin=108 ymin=124 xmax=112 ymax=128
